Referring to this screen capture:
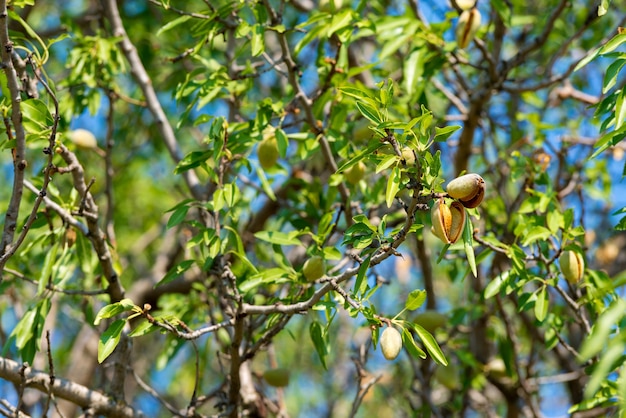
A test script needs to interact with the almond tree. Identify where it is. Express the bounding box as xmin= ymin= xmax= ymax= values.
xmin=1 ymin=1 xmax=626 ymax=417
